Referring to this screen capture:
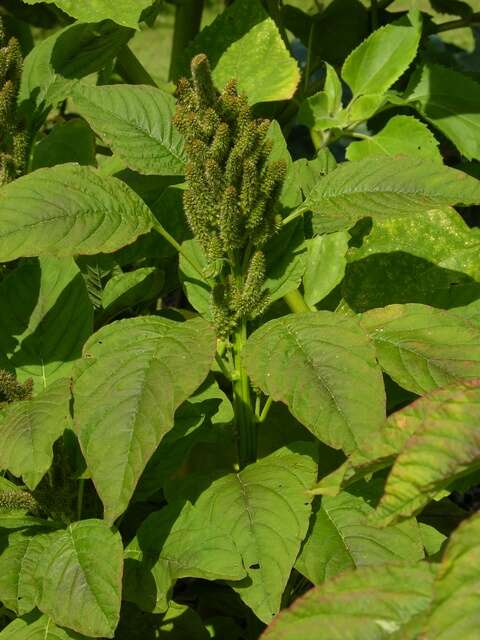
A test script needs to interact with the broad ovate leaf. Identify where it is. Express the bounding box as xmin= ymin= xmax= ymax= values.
xmin=261 ymin=562 xmax=434 ymax=639
xmin=124 ymin=501 xmax=245 ymax=612
xmin=0 ymin=378 xmax=71 ymax=490
xmin=0 ymin=613 xmax=88 ymax=639
xmin=342 ymin=10 xmax=421 ymax=96
xmin=346 ymin=116 xmax=441 ymax=162
xmin=34 ymin=520 xmax=123 ymax=638
xmin=0 ymin=165 xmax=155 ymax=262
xmin=73 ymin=317 xmax=216 ymax=523
xmin=72 ymin=84 xmax=186 ymax=175
xmin=0 ymin=257 xmax=93 ymax=389
xmin=304 ymin=156 xmax=480 ymax=234
xmin=296 ymin=491 xmax=424 ymax=585
xmin=244 ymin=312 xmax=385 ymax=453
xmin=361 ymin=303 xmax=480 ymax=395
xmin=22 ymin=0 xmax=153 ymax=29
xmin=425 ymin=513 xmax=480 ymax=639
xmin=373 ymin=381 xmax=480 ymax=526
